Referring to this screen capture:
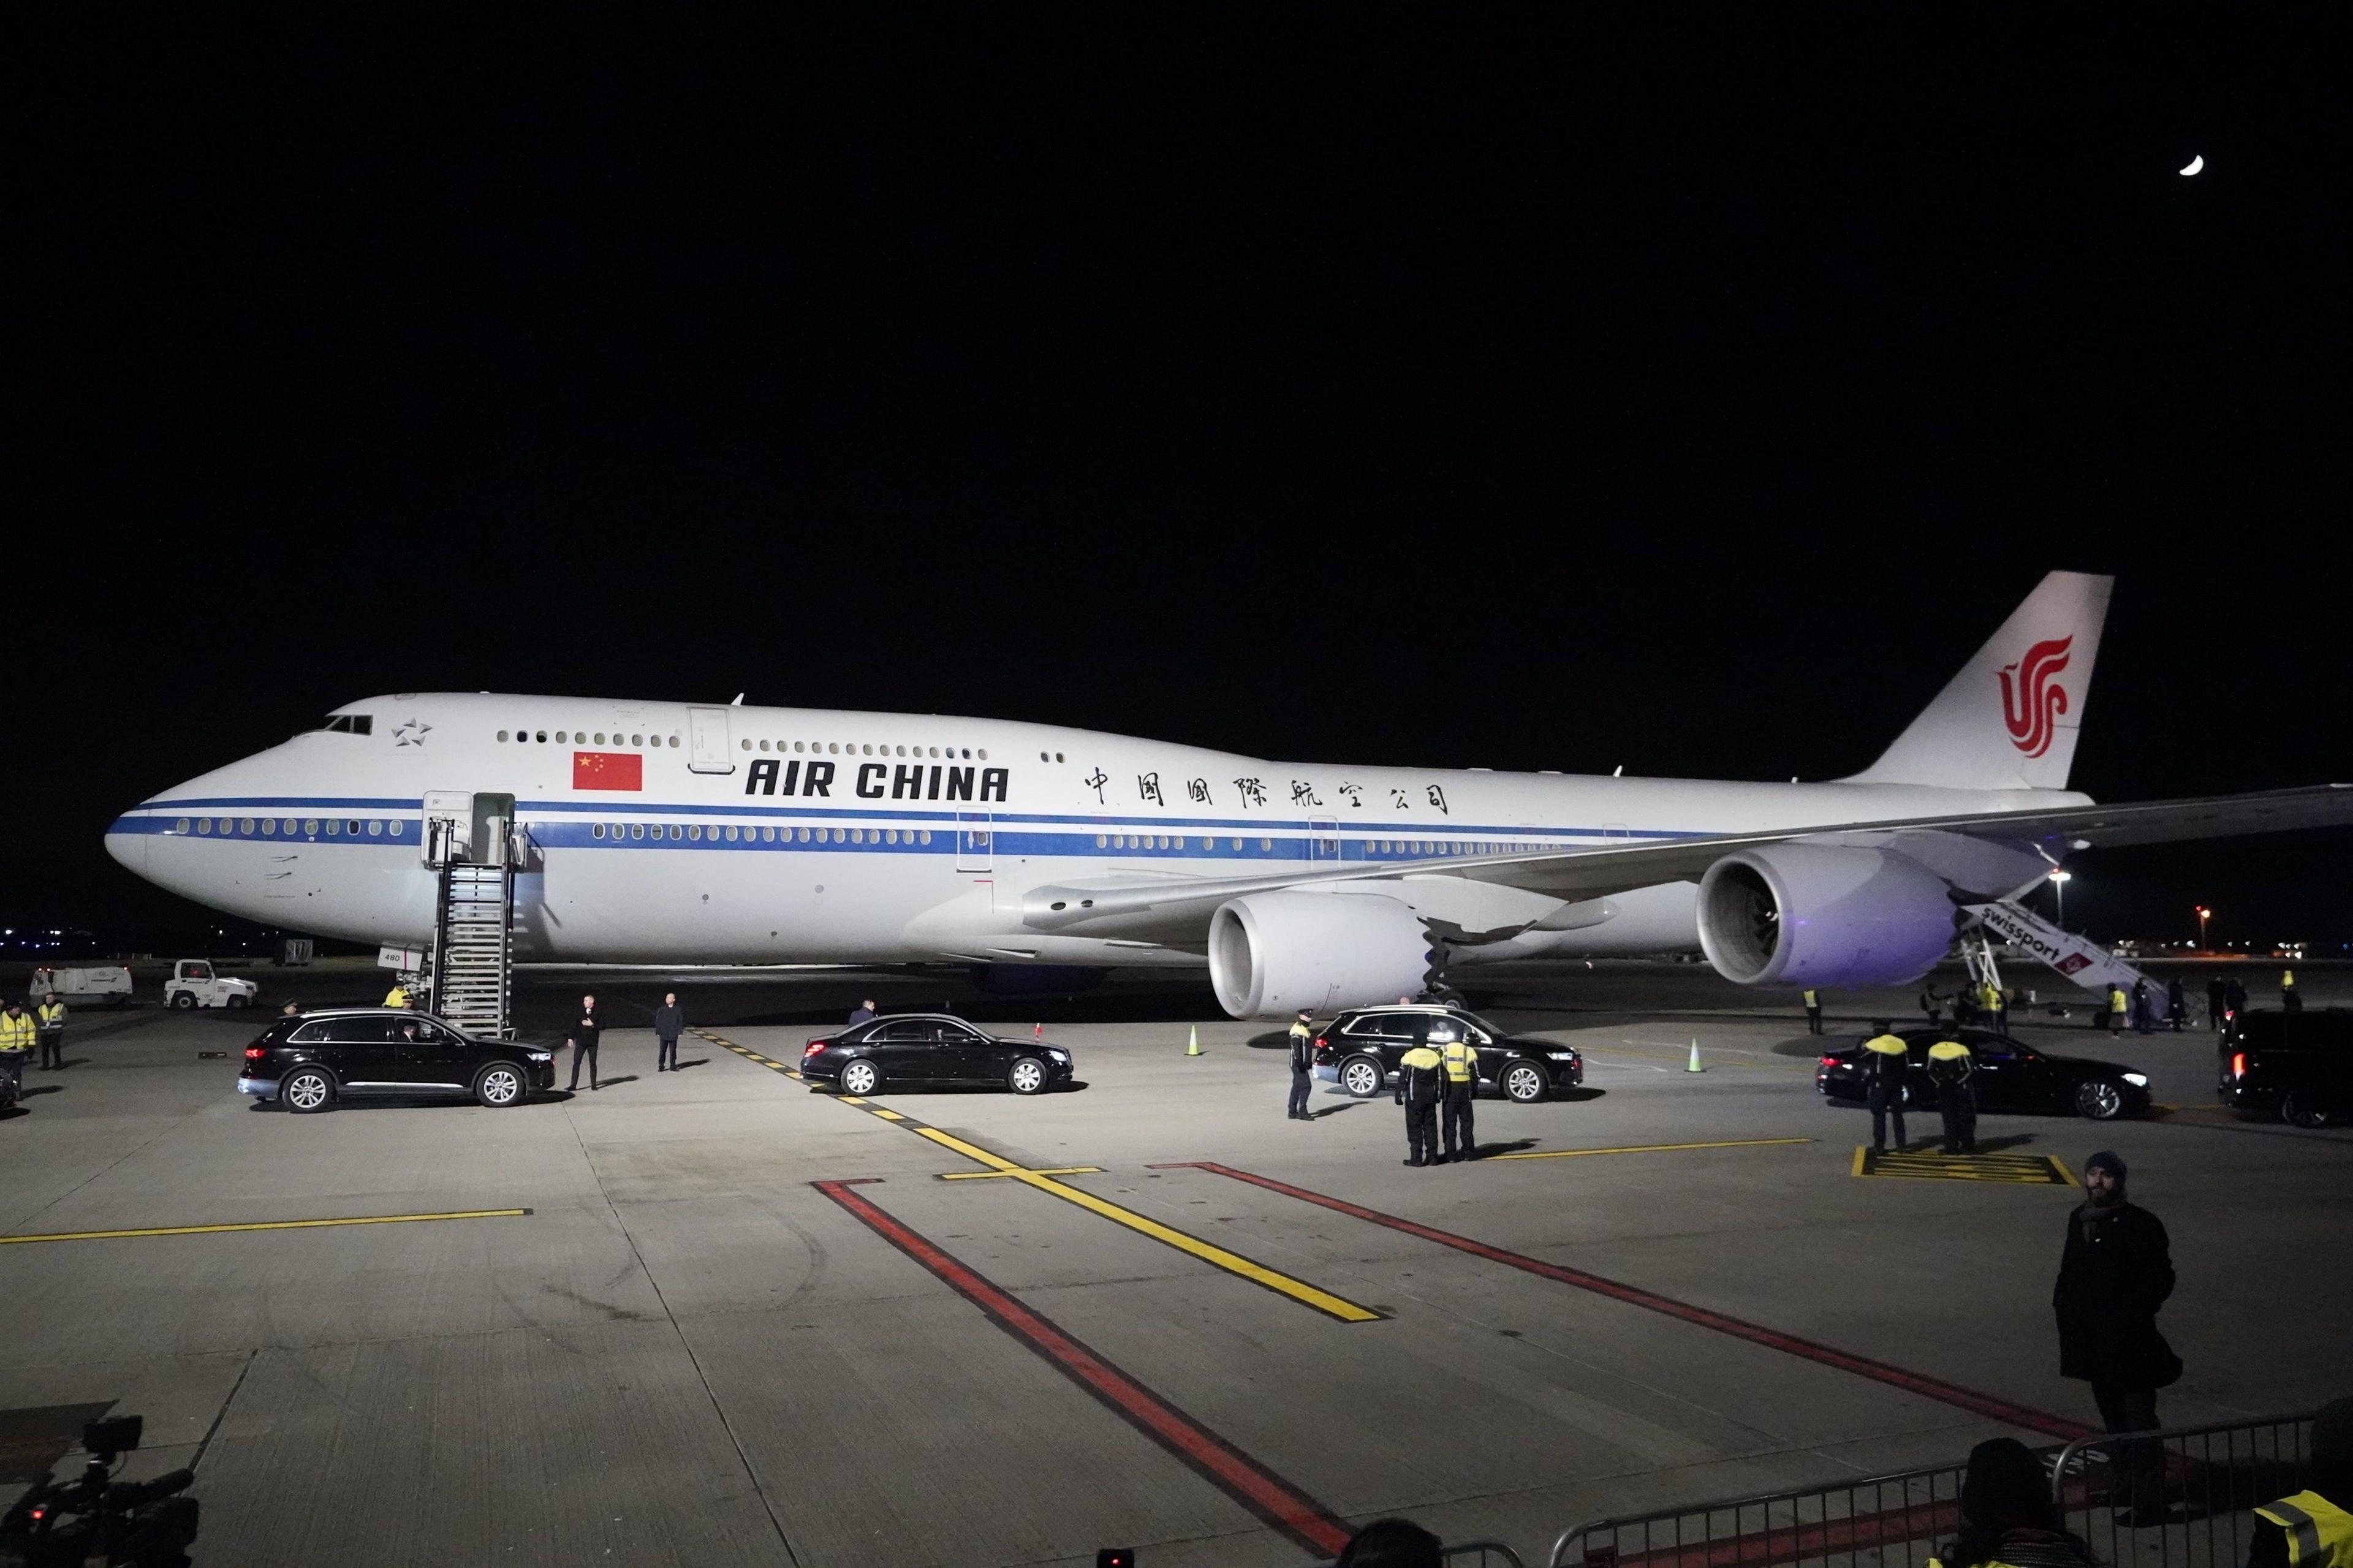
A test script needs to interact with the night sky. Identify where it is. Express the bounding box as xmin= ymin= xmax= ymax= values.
xmin=16 ymin=13 xmax=2349 ymax=948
